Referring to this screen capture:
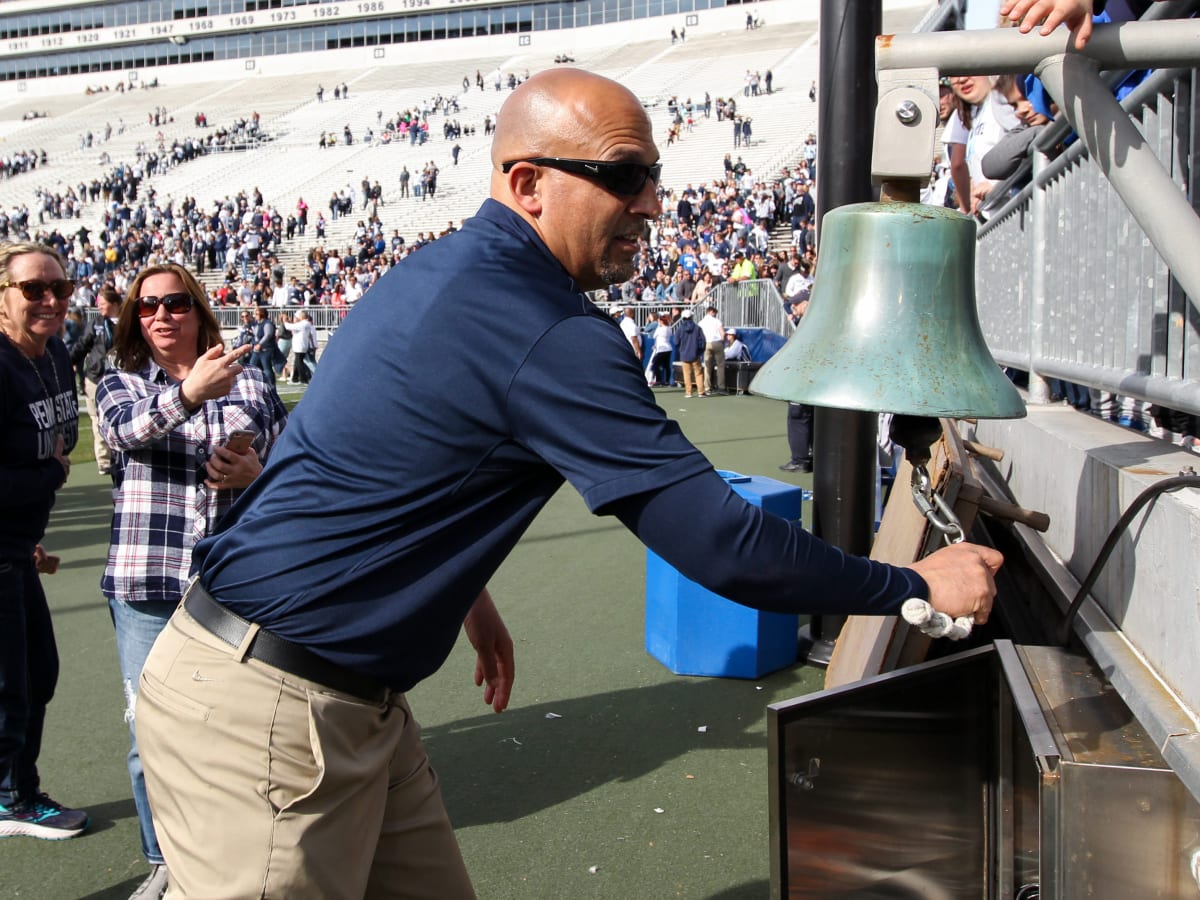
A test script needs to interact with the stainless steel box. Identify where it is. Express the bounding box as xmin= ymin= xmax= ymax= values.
xmin=767 ymin=641 xmax=1200 ymax=898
